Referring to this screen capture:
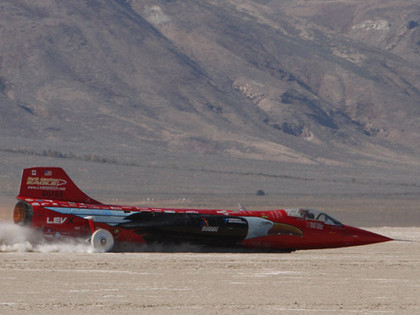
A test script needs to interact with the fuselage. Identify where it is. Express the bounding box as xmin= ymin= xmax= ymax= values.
xmin=14 ymin=198 xmax=391 ymax=251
